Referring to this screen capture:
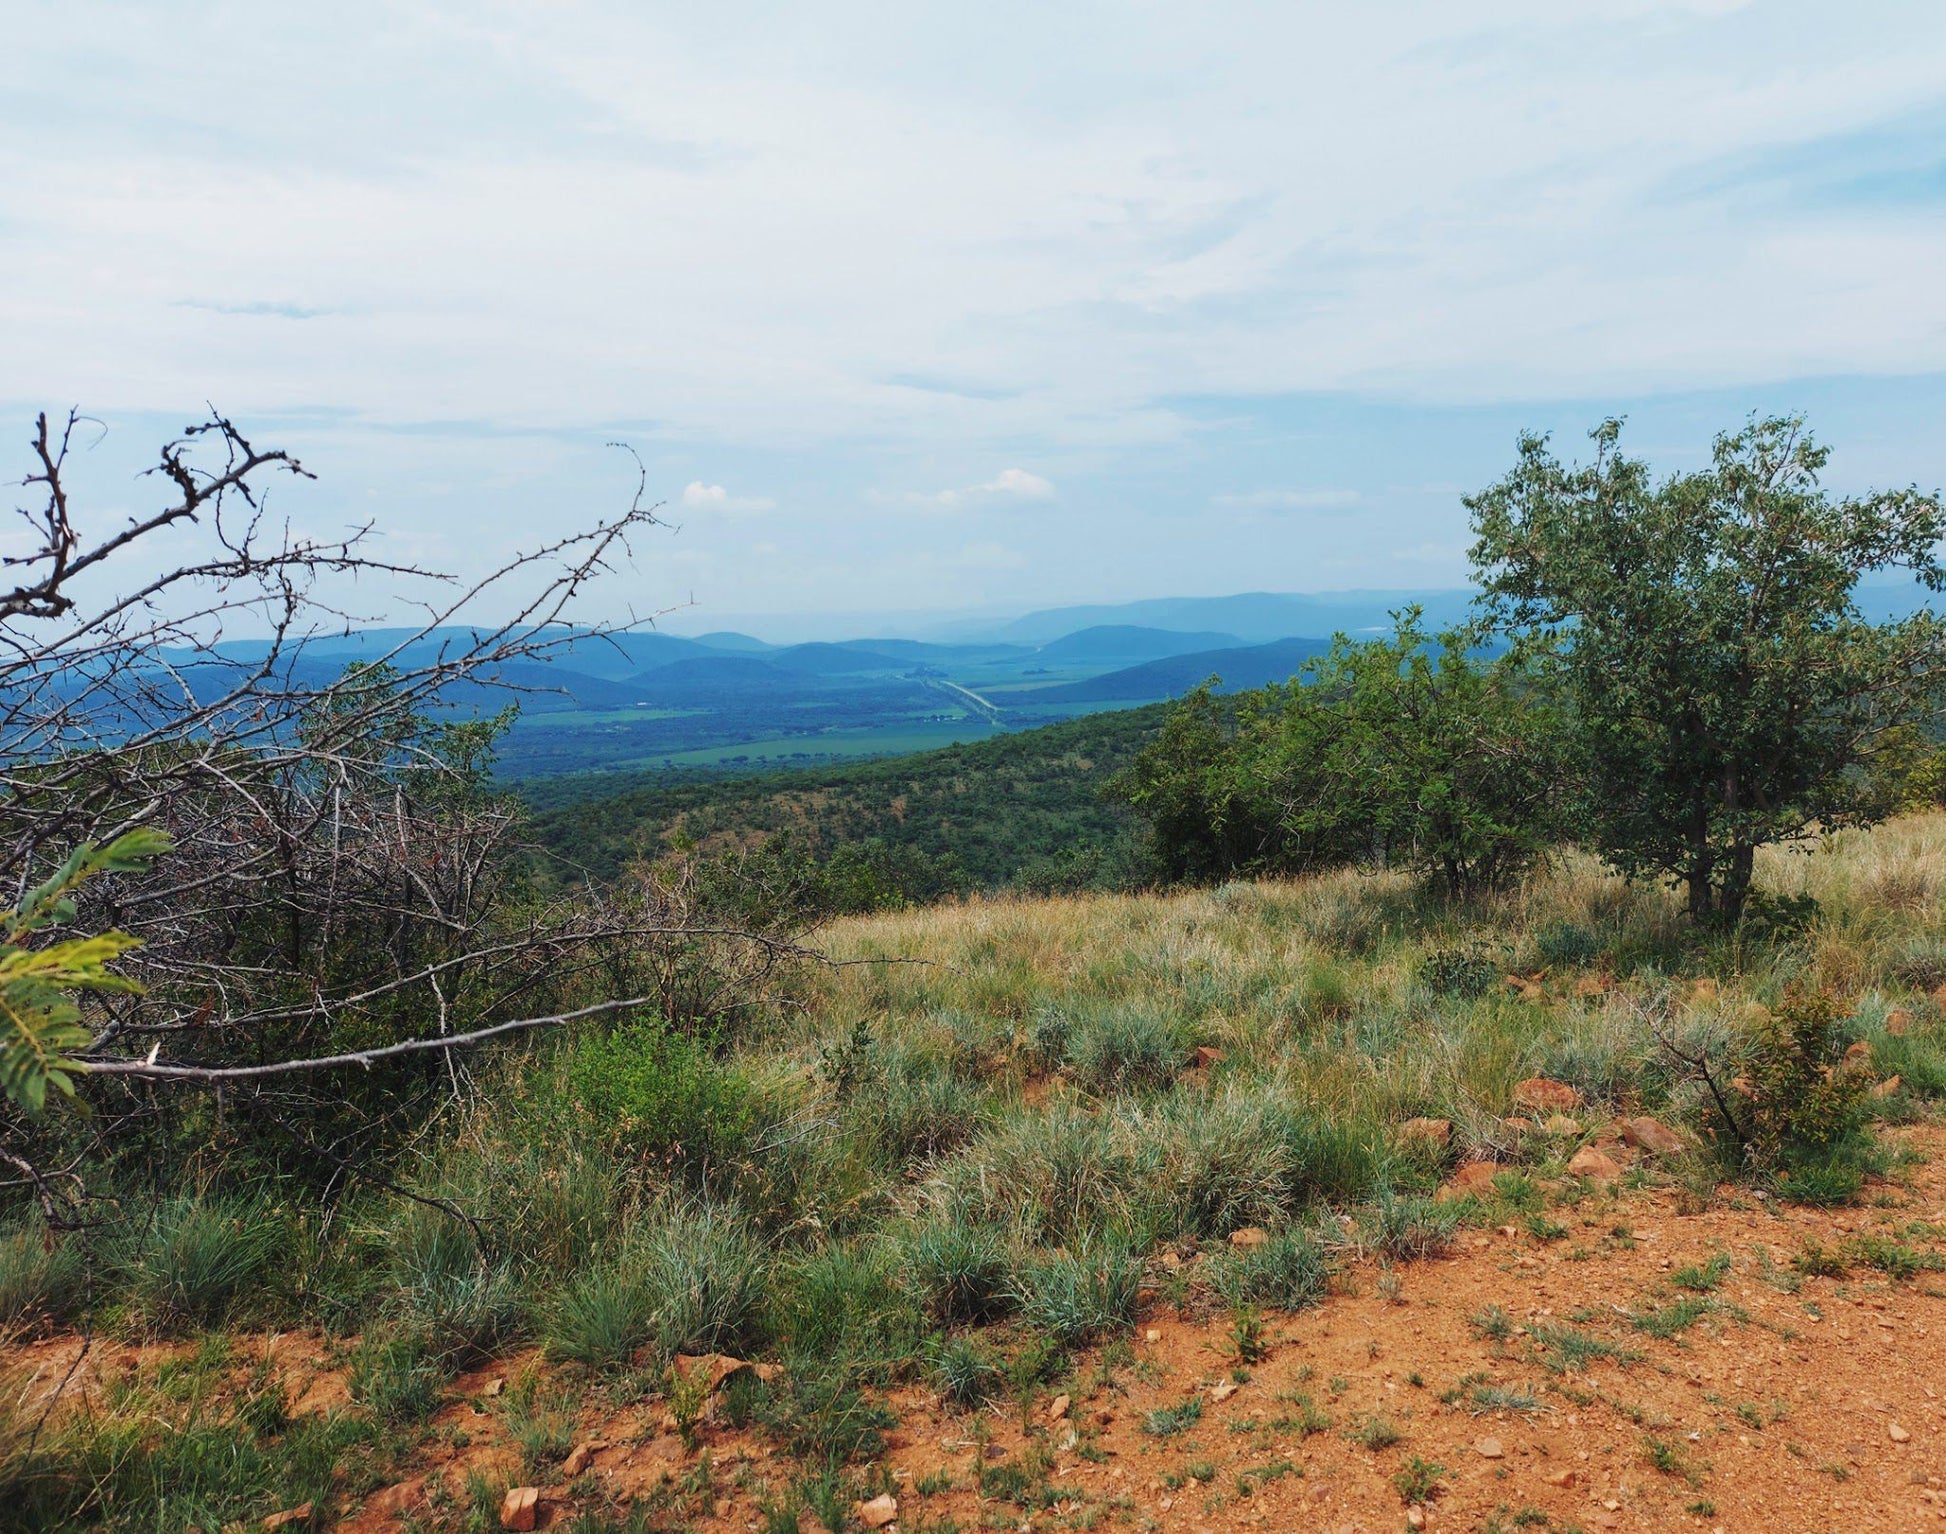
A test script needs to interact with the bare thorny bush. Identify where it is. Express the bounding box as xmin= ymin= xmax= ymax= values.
xmin=0 ymin=409 xmax=821 ymax=1229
